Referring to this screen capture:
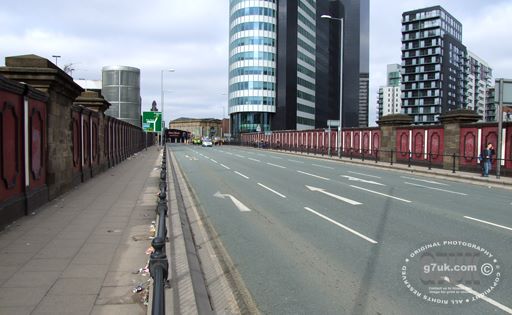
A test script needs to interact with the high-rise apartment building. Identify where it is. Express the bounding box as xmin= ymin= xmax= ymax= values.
xmin=466 ymin=50 xmax=493 ymax=121
xmin=378 ymin=64 xmax=402 ymax=119
xmin=401 ymin=6 xmax=467 ymax=124
xmin=228 ymin=0 xmax=369 ymax=135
